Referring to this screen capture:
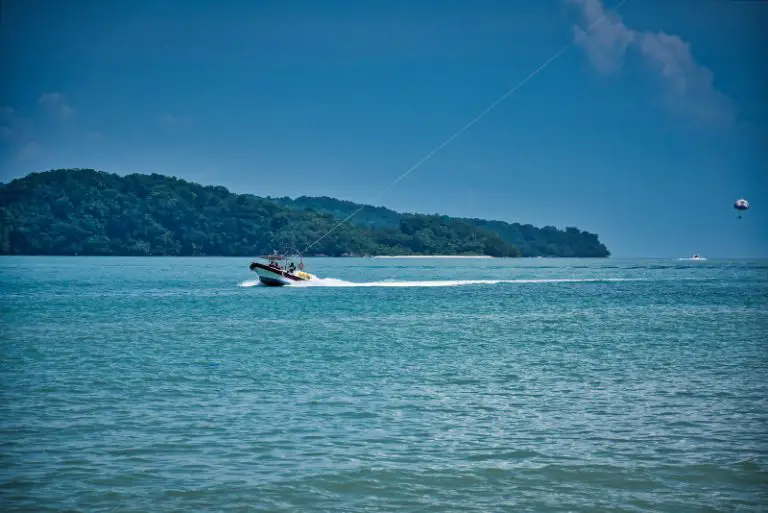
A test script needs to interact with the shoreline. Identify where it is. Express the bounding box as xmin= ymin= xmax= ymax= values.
xmin=0 ymin=254 xmax=613 ymax=258
xmin=0 ymin=254 xmax=614 ymax=258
